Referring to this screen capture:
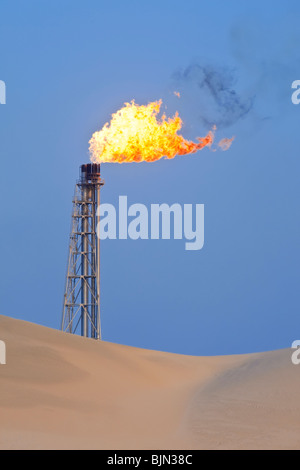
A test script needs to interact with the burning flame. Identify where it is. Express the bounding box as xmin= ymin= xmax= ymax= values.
xmin=89 ymin=100 xmax=233 ymax=164
xmin=218 ymin=137 xmax=235 ymax=151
